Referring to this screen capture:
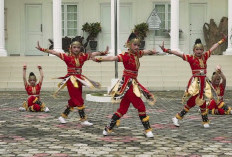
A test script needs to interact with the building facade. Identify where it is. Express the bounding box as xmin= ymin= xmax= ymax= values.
xmin=0 ymin=0 xmax=232 ymax=56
